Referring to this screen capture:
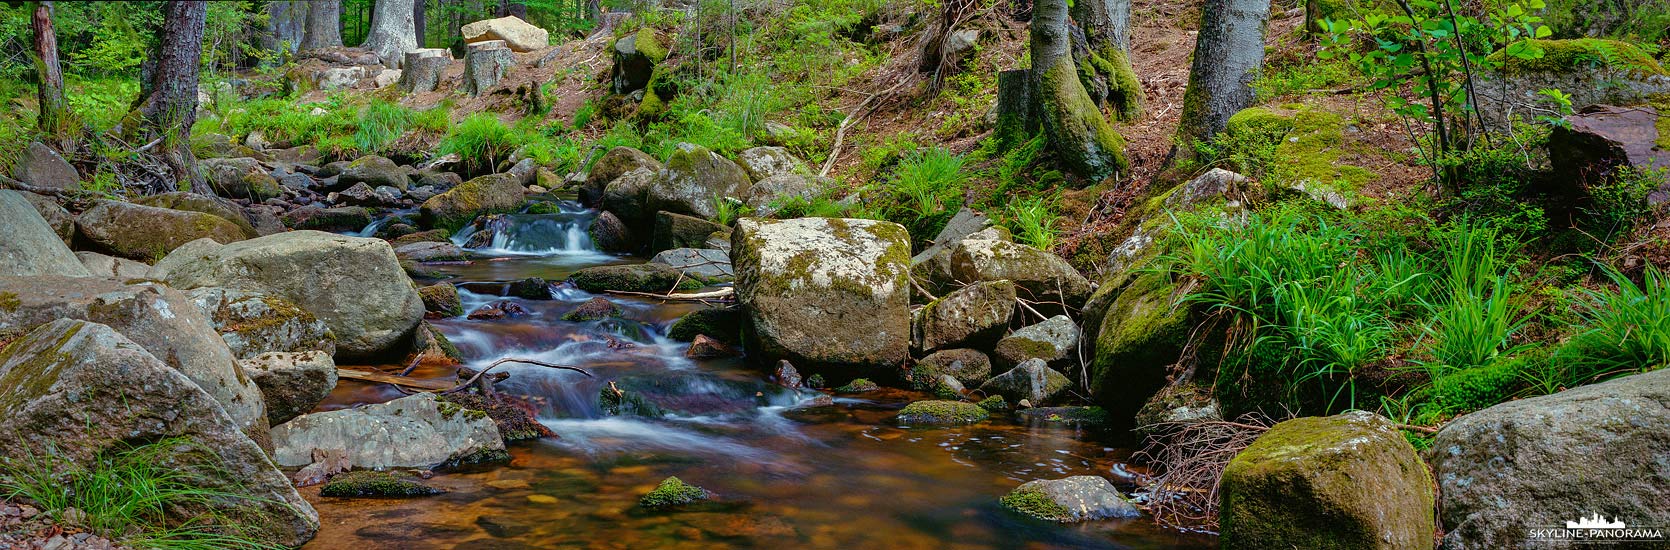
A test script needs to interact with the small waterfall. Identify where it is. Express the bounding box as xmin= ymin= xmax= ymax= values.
xmin=454 ymin=201 xmax=601 ymax=256
xmin=350 ymin=208 xmax=418 ymax=237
